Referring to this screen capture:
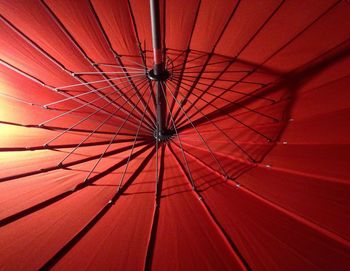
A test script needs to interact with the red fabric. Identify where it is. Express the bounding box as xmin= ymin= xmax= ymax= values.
xmin=1 ymin=0 xmax=350 ymax=270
